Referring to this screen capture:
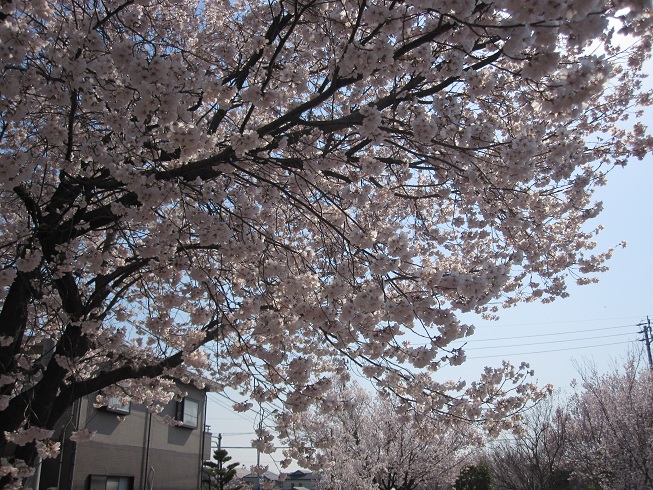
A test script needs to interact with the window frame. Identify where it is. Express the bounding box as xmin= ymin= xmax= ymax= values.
xmin=88 ymin=474 xmax=133 ymax=490
xmin=104 ymin=394 xmax=131 ymax=415
xmin=176 ymin=397 xmax=200 ymax=428
xmin=98 ymin=385 xmax=131 ymax=415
